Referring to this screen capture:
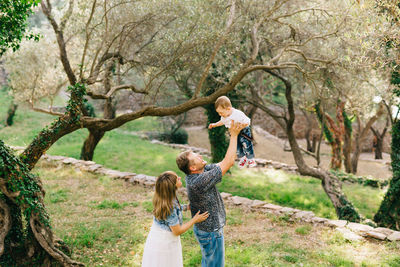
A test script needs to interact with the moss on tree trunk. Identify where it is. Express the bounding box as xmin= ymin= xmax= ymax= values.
xmin=374 ymin=119 xmax=400 ymax=230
